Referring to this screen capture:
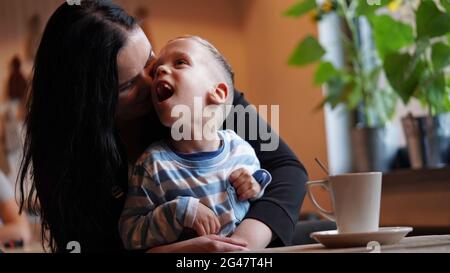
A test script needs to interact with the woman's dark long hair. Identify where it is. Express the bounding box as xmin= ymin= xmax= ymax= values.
xmin=19 ymin=0 xmax=137 ymax=252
